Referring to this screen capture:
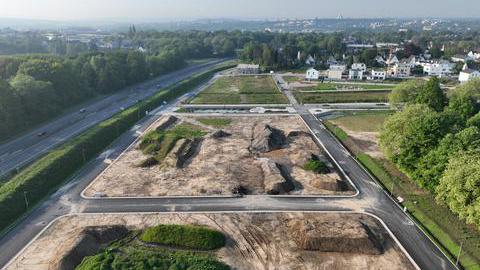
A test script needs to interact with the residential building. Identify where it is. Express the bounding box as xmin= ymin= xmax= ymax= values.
xmin=348 ymin=69 xmax=364 ymax=80
xmin=459 ymin=69 xmax=480 ymax=83
xmin=467 ymin=51 xmax=480 ymax=61
xmin=386 ymin=55 xmax=399 ymax=66
xmin=327 ymin=64 xmax=346 ymax=80
xmin=351 ymin=63 xmax=367 ymax=72
xmin=375 ymin=55 xmax=386 ymax=66
xmin=367 ymin=70 xmax=386 ymax=80
xmin=305 ymin=68 xmax=320 ymax=80
xmin=422 ymin=61 xmax=453 ymax=77
xmin=388 ymin=63 xmax=411 ymax=78
xmin=237 ymin=64 xmax=260 ymax=74
xmin=305 ymin=54 xmax=315 ymax=65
